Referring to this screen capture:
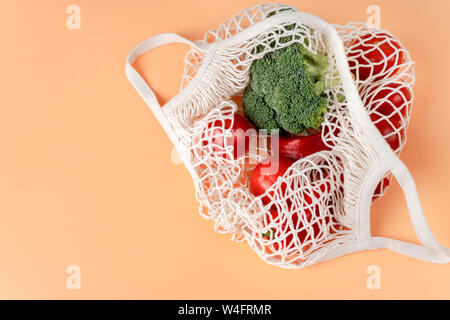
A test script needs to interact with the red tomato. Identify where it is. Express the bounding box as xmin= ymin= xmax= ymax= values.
xmin=364 ymin=82 xmax=408 ymax=153
xmin=209 ymin=114 xmax=251 ymax=159
xmin=348 ymin=32 xmax=403 ymax=81
xmin=367 ymin=83 xmax=408 ymax=197
xmin=365 ymin=82 xmax=412 ymax=124
xmin=250 ymin=155 xmax=294 ymax=205
xmin=278 ymin=132 xmax=330 ymax=161
xmin=370 ymin=115 xmax=404 ymax=152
